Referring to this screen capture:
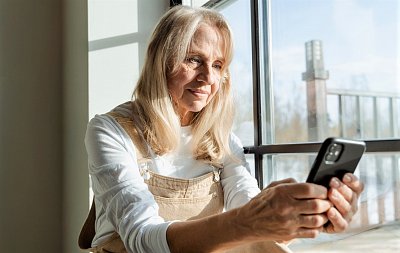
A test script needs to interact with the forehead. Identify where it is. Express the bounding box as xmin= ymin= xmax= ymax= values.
xmin=189 ymin=24 xmax=225 ymax=59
